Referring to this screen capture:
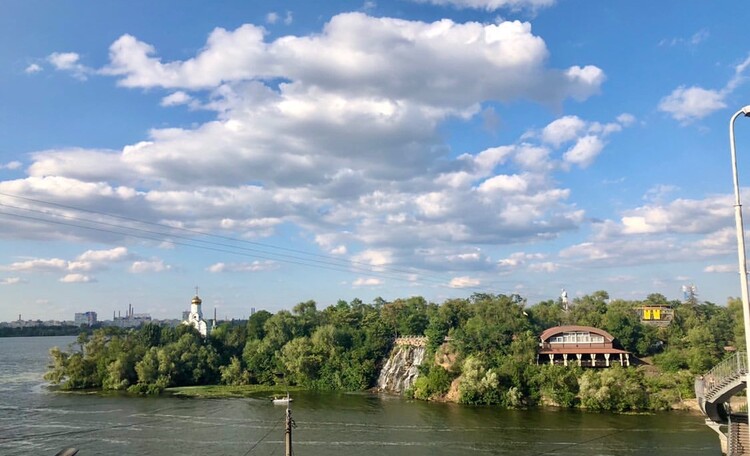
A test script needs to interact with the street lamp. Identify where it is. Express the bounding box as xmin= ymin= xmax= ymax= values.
xmin=729 ymin=105 xmax=750 ymax=426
